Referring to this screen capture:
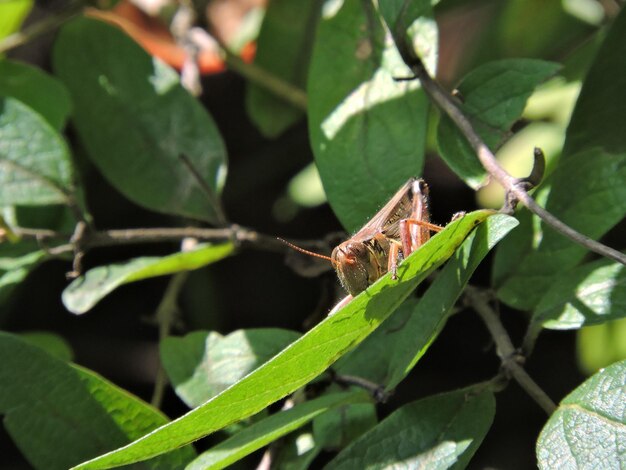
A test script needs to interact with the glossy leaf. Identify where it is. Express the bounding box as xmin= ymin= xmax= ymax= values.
xmin=0 ymin=332 xmax=194 ymax=470
xmin=0 ymin=59 xmax=71 ymax=130
xmin=335 ymin=214 xmax=517 ymax=388
xmin=71 ymin=210 xmax=493 ymax=470
xmin=0 ymin=97 xmax=73 ymax=205
xmin=53 ymin=17 xmax=228 ymax=223
xmin=532 ymin=257 xmax=626 ymax=330
xmin=271 ymin=431 xmax=320 ymax=470
xmin=496 ymin=8 xmax=626 ymax=310
xmin=186 ymin=391 xmax=369 ymax=470
xmin=325 ymin=387 xmax=495 ymax=469
xmin=161 ymin=328 xmax=301 ymax=408
xmin=308 ymin=1 xmax=436 ymax=232
xmin=245 ymin=0 xmax=320 ymax=137
xmin=537 ymin=358 xmax=626 ymax=469
xmin=437 ymin=59 xmax=560 ymax=188
xmin=62 ymin=242 xmax=234 ymax=314
xmin=313 ymin=401 xmax=377 ymax=449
